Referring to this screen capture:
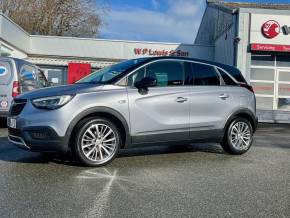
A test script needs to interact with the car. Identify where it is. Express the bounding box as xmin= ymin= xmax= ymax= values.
xmin=7 ymin=57 xmax=258 ymax=167
xmin=0 ymin=57 xmax=49 ymax=118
